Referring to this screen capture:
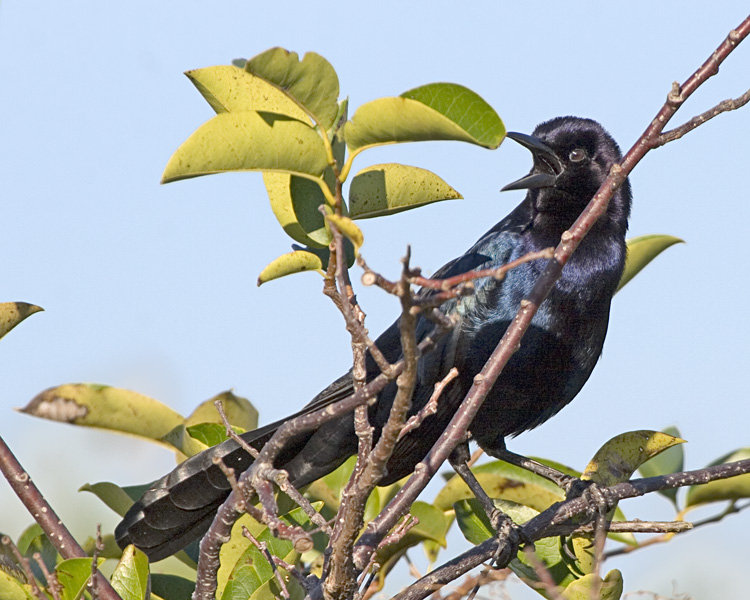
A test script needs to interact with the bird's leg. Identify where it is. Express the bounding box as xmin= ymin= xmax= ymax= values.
xmin=448 ymin=443 xmax=504 ymax=529
xmin=448 ymin=442 xmax=527 ymax=566
xmin=486 ymin=444 xmax=578 ymax=491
